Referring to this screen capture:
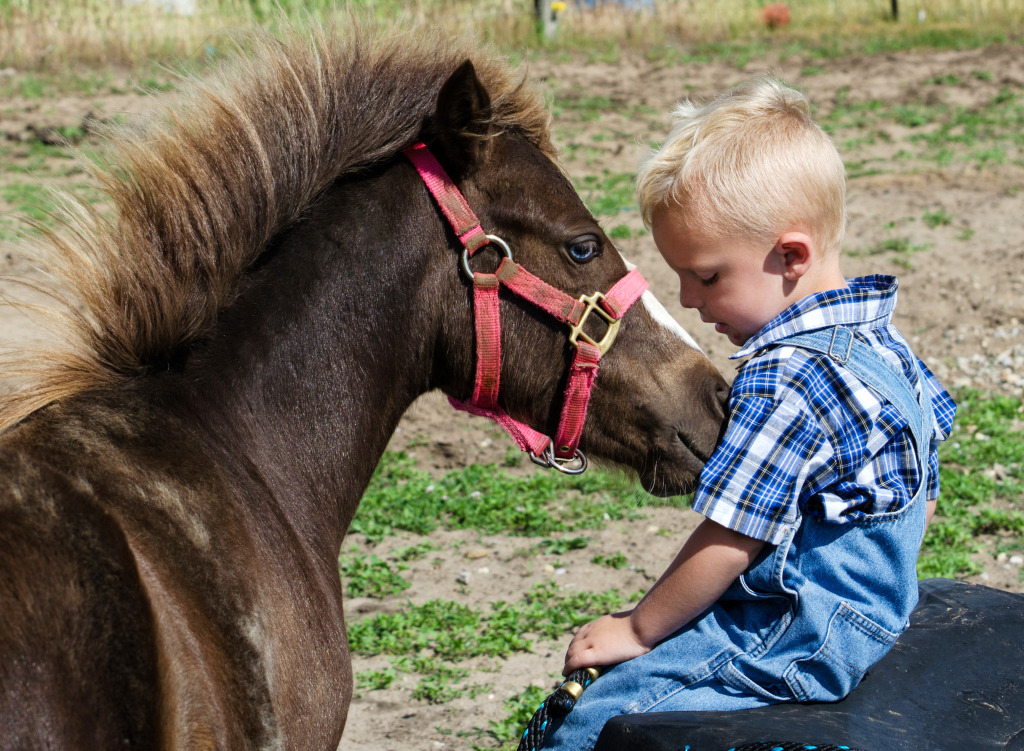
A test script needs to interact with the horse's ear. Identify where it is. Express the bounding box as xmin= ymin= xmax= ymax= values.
xmin=432 ymin=60 xmax=492 ymax=168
